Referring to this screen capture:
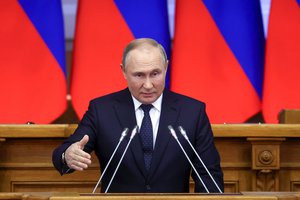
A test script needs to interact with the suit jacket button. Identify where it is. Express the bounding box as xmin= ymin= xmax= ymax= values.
xmin=146 ymin=185 xmax=151 ymax=190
